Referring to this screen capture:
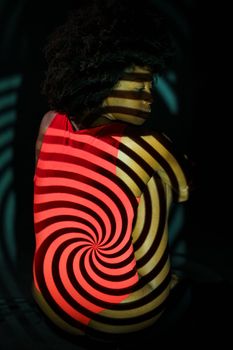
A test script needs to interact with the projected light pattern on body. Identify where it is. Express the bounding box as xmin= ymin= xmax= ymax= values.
xmin=33 ymin=113 xmax=190 ymax=337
